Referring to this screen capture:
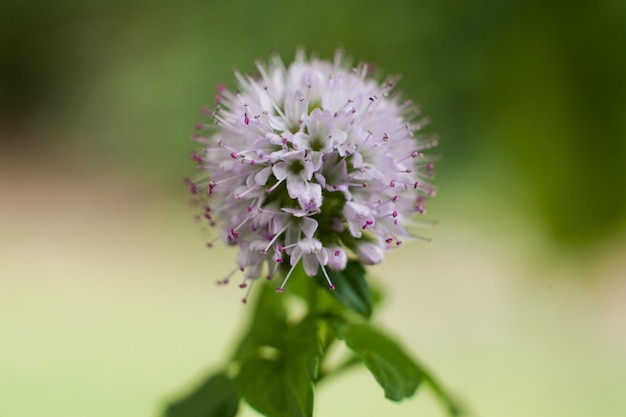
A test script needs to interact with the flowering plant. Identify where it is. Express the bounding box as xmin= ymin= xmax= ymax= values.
xmin=167 ymin=51 xmax=461 ymax=417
